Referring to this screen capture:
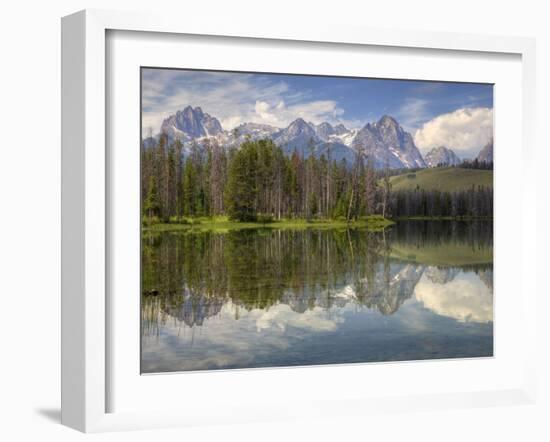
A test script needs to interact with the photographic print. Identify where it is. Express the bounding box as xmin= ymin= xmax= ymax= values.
xmin=140 ymin=68 xmax=493 ymax=373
